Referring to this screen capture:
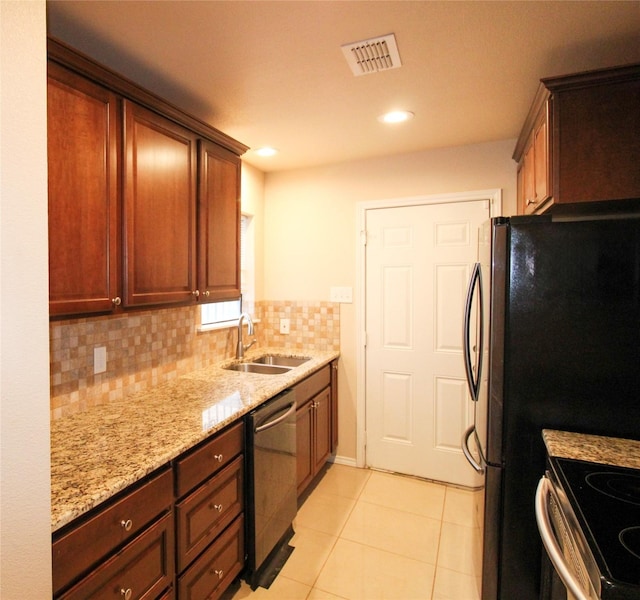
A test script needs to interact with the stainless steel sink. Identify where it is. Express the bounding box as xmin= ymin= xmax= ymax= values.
xmin=252 ymin=355 xmax=311 ymax=367
xmin=225 ymin=363 xmax=292 ymax=375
